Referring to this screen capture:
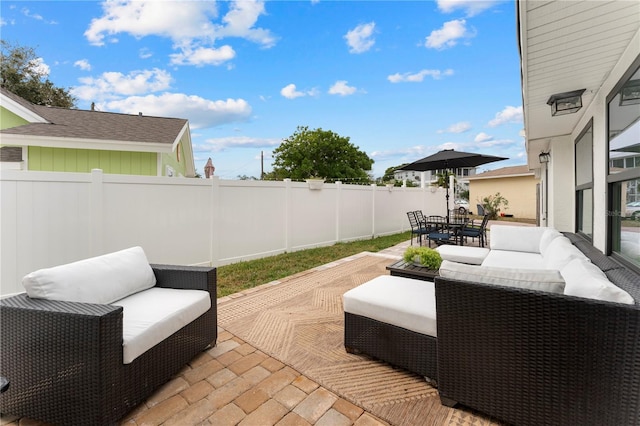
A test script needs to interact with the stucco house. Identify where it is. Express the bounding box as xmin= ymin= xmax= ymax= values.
xmin=0 ymin=87 xmax=195 ymax=177
xmin=518 ymin=1 xmax=640 ymax=269
xmin=468 ymin=165 xmax=538 ymax=220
